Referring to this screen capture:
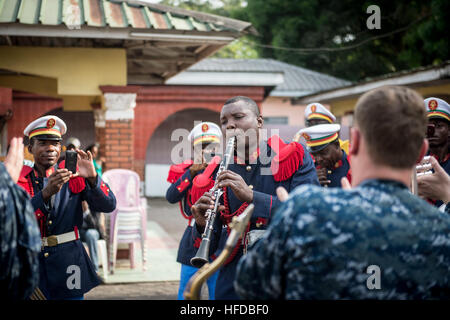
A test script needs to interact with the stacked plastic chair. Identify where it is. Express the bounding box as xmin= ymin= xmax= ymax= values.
xmin=102 ymin=169 xmax=147 ymax=273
